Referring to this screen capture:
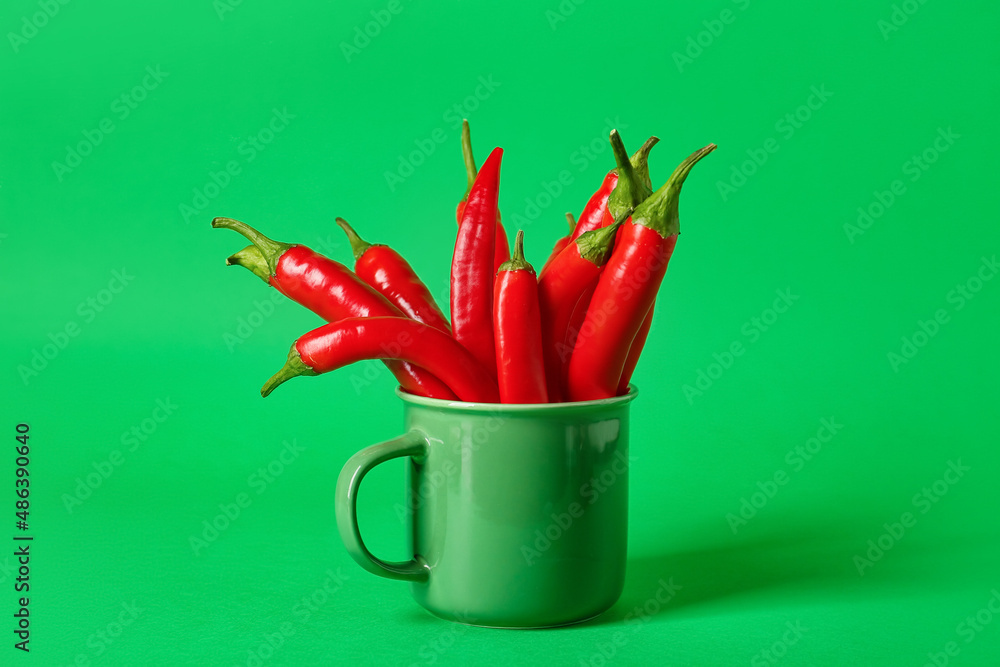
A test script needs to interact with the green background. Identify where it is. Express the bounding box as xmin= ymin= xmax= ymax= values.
xmin=2 ymin=0 xmax=998 ymax=664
